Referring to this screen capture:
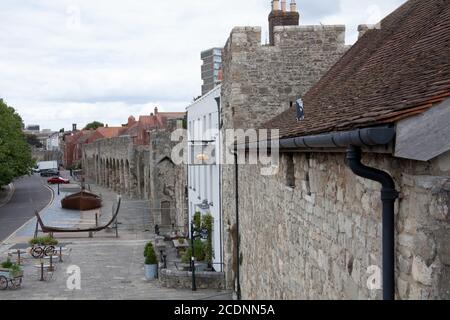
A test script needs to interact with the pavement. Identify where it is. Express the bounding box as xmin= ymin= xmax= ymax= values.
xmin=0 ymin=177 xmax=232 ymax=300
xmin=0 ymin=175 xmax=52 ymax=242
